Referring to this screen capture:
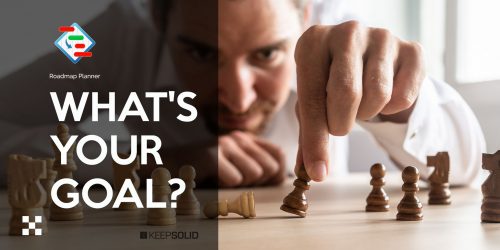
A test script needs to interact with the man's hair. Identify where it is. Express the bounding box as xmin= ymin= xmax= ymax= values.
xmin=150 ymin=0 xmax=308 ymax=33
